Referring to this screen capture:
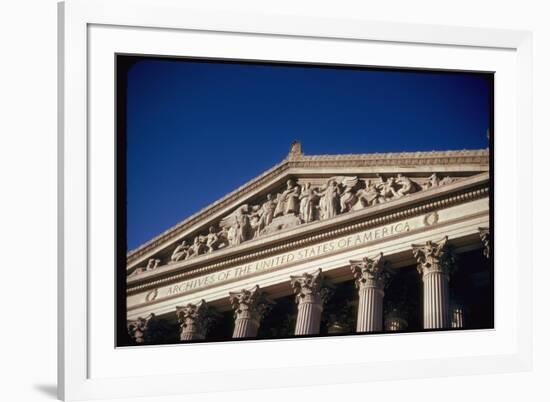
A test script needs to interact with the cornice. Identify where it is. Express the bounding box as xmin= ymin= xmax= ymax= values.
xmin=127 ymin=148 xmax=489 ymax=265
